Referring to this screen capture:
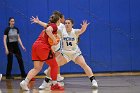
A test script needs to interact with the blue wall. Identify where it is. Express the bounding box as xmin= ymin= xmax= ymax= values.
xmin=0 ymin=0 xmax=140 ymax=75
